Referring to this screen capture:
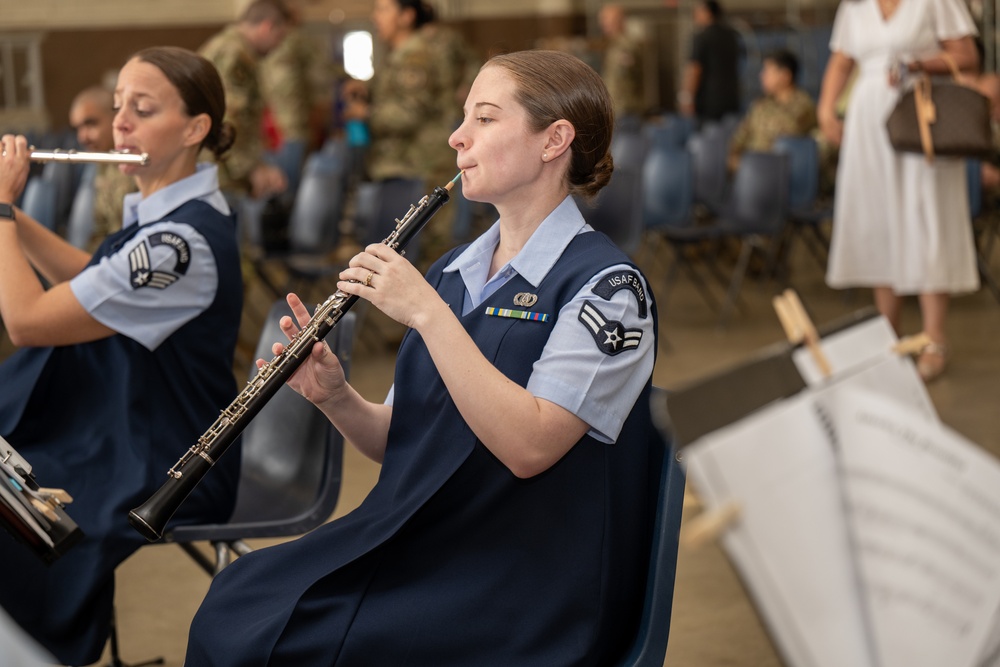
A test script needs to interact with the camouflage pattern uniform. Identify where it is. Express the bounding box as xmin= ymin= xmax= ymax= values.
xmin=368 ymin=30 xmax=457 ymax=267
xmin=199 ymin=26 xmax=264 ymax=195
xmin=88 ymin=164 xmax=136 ymax=252
xmin=728 ymin=88 xmax=817 ymax=159
xmin=602 ymin=33 xmax=646 ymax=120
xmin=260 ymin=28 xmax=314 ymax=144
